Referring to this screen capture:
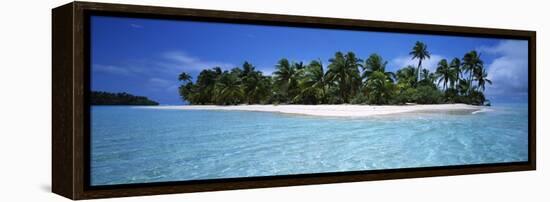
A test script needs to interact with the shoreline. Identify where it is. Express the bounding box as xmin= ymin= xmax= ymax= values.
xmin=138 ymin=104 xmax=484 ymax=117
